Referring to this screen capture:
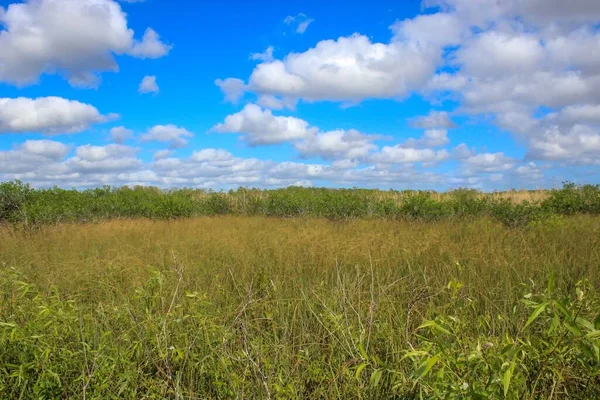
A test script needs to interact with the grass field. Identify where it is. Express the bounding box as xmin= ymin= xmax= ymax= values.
xmin=1 ymin=215 xmax=599 ymax=398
